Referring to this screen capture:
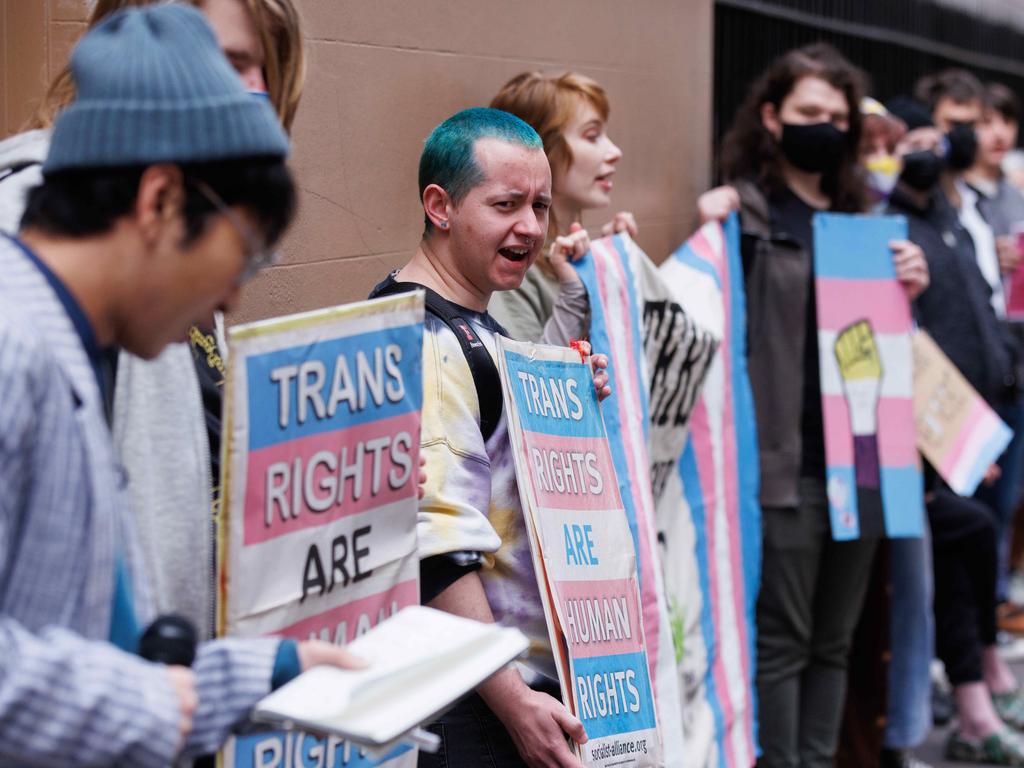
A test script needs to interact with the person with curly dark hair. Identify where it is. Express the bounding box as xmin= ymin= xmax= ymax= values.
xmin=697 ymin=43 xmax=929 ymax=768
